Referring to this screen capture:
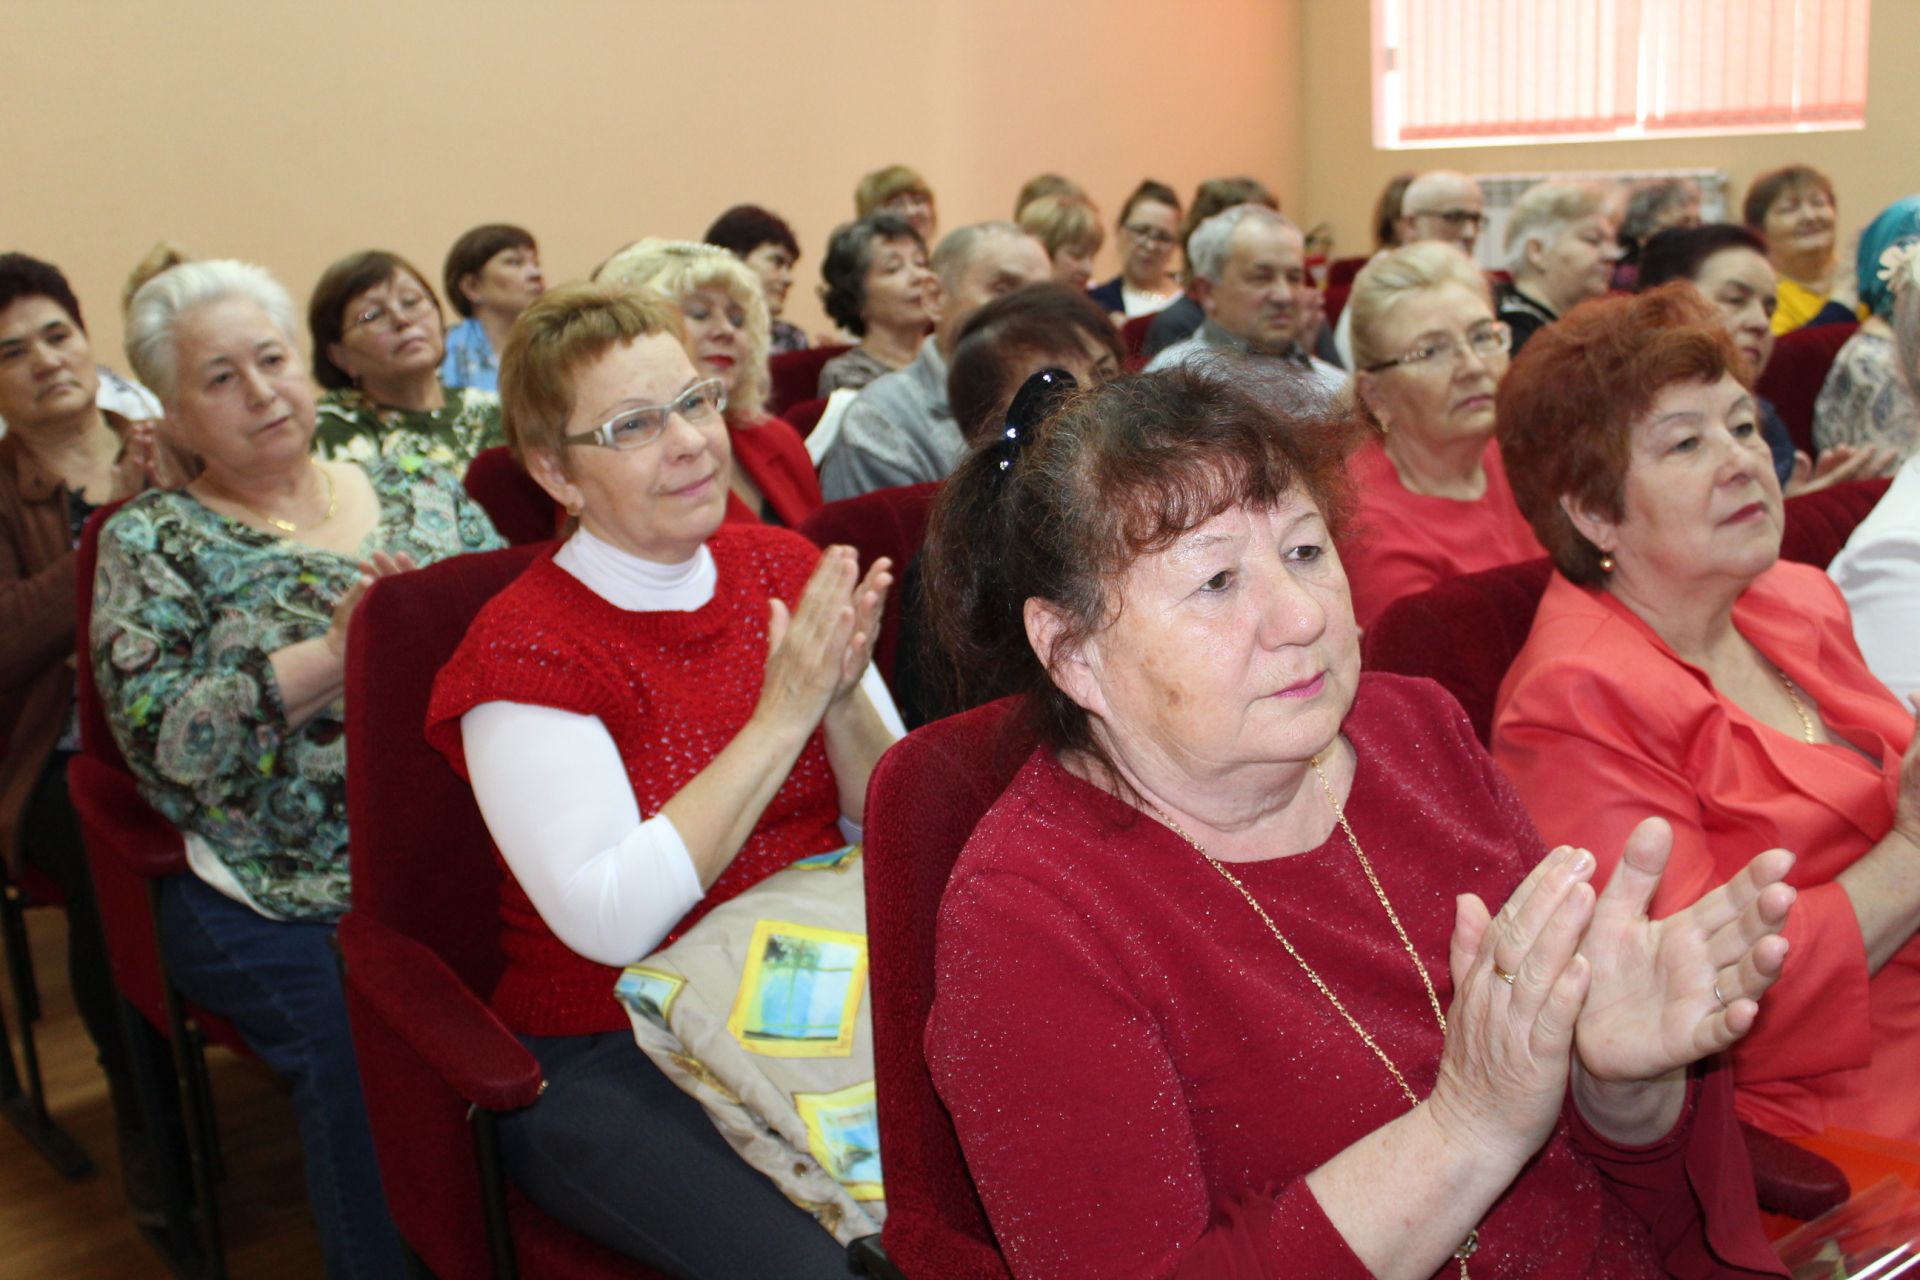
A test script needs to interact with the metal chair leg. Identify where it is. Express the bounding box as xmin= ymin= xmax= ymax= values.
xmin=470 ymin=1107 xmax=520 ymax=1280
xmin=119 ymin=992 xmax=208 ymax=1279
xmin=146 ymin=881 xmax=227 ymax=1280
xmin=0 ymin=882 xmax=93 ymax=1178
